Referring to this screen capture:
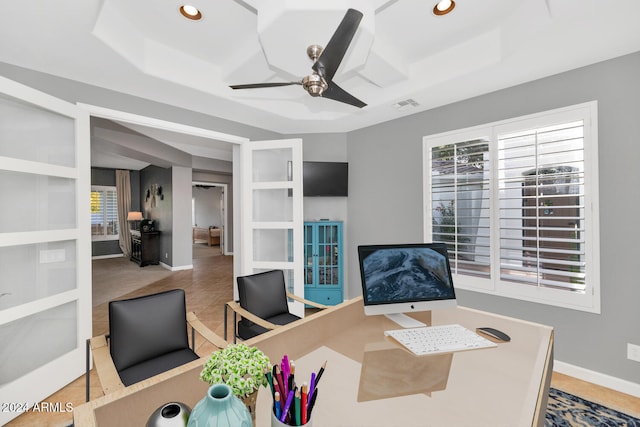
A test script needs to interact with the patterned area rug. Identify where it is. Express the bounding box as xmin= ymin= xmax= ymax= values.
xmin=546 ymin=388 xmax=640 ymax=426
